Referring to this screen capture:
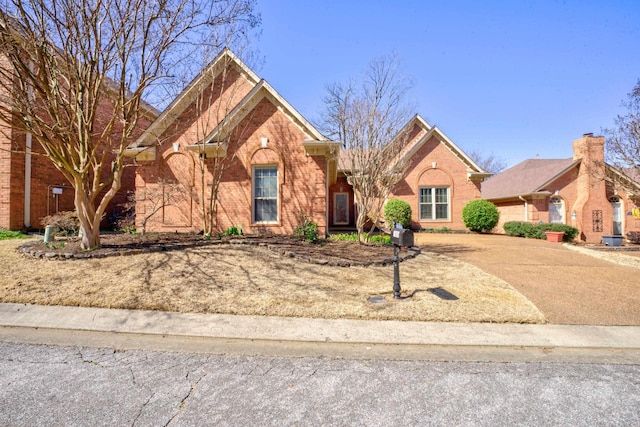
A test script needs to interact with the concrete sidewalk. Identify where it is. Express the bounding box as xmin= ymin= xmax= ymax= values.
xmin=1 ymin=303 xmax=639 ymax=353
